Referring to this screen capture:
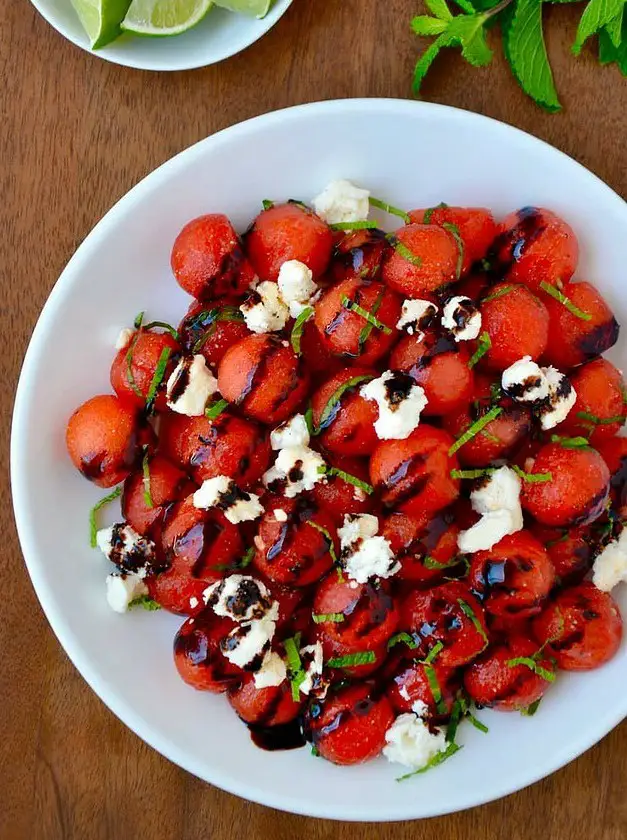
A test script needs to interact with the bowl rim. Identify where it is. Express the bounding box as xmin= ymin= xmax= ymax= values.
xmin=11 ymin=98 xmax=627 ymax=821
xmin=27 ymin=0 xmax=294 ymax=71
